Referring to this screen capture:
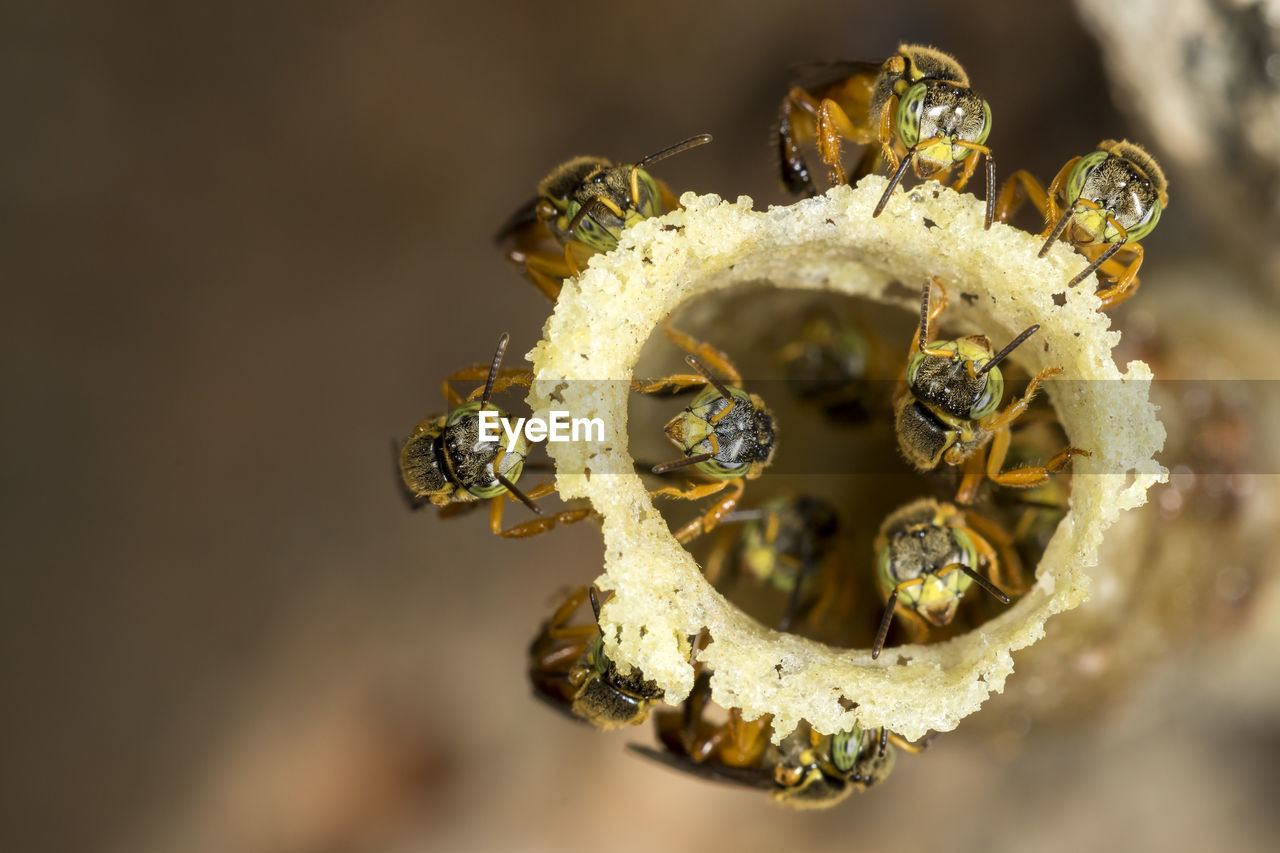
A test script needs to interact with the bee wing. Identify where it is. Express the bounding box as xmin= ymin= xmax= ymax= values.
xmin=786 ymin=61 xmax=882 ymax=93
xmin=627 ymin=744 xmax=777 ymax=792
xmin=494 ymin=195 xmax=542 ymax=245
